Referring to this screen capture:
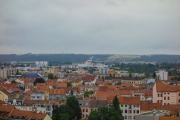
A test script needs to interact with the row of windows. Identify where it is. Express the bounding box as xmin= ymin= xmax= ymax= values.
xmin=122 ymin=81 xmax=145 ymax=84
xmin=158 ymin=93 xmax=180 ymax=96
xmin=157 ymin=94 xmax=162 ymax=97
xmin=164 ymin=97 xmax=170 ymax=100
xmin=82 ymin=109 xmax=88 ymax=112
xmin=82 ymin=114 xmax=88 ymax=118
xmin=122 ymin=110 xmax=139 ymax=114
xmin=157 ymin=100 xmax=162 ymax=103
xmin=31 ymin=96 xmax=42 ymax=98
xmin=121 ymin=105 xmax=139 ymax=107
